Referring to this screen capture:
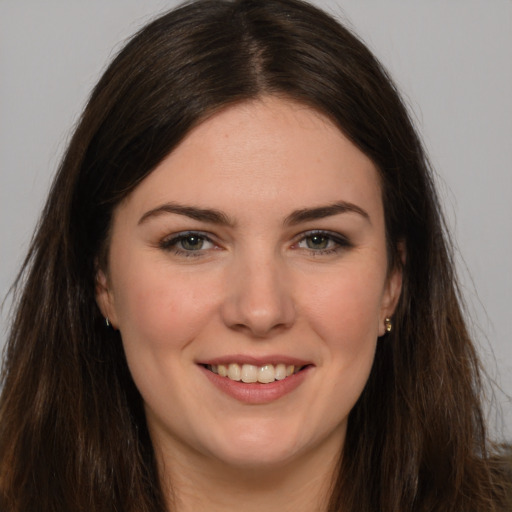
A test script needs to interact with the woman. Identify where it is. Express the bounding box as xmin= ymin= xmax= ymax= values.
xmin=0 ymin=0 xmax=510 ymax=510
